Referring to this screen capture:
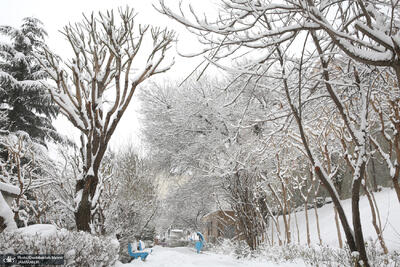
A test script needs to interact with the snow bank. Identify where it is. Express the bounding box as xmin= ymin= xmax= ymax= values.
xmin=0 ymin=192 xmax=17 ymax=231
xmin=0 ymin=182 xmax=20 ymax=196
xmin=15 ymin=224 xmax=58 ymax=237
